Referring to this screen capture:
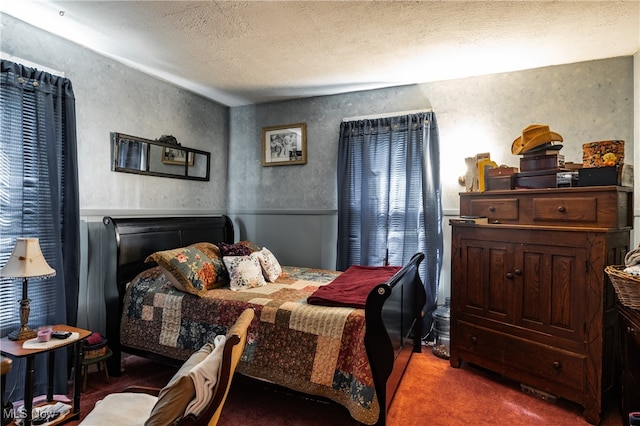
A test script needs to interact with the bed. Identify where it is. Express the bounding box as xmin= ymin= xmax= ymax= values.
xmin=102 ymin=215 xmax=426 ymax=426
